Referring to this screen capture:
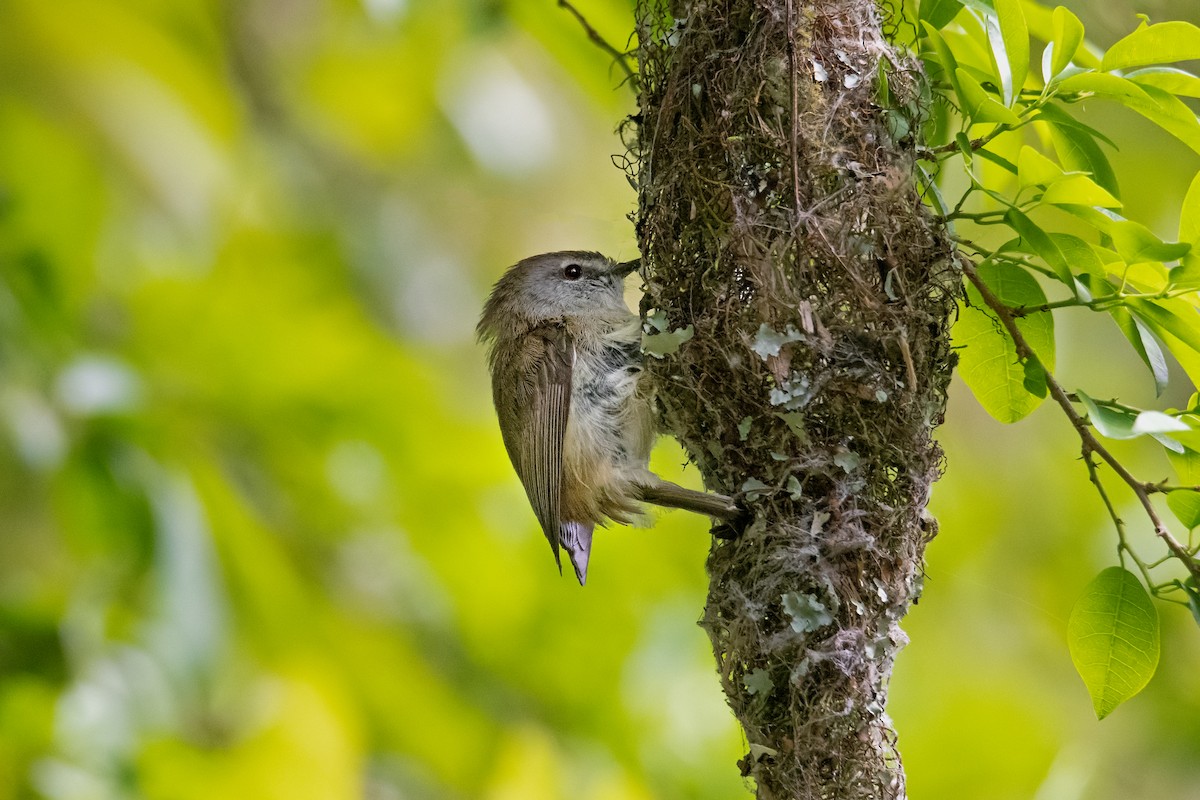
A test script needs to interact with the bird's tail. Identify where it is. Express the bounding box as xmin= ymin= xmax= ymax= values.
xmin=559 ymin=521 xmax=595 ymax=586
xmin=635 ymin=479 xmax=742 ymax=521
